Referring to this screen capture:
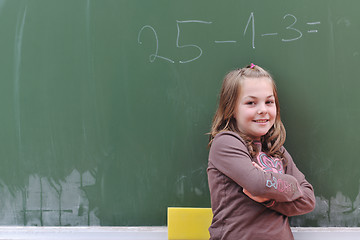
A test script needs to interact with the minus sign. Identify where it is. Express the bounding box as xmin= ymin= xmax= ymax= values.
xmin=261 ymin=33 xmax=278 ymax=36
xmin=214 ymin=41 xmax=237 ymax=43
xmin=308 ymin=30 xmax=318 ymax=33
xmin=307 ymin=22 xmax=321 ymax=25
